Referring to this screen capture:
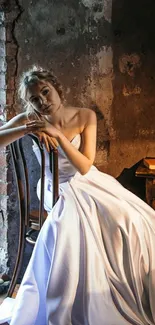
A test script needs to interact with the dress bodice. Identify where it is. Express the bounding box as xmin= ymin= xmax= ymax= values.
xmin=32 ymin=134 xmax=81 ymax=183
